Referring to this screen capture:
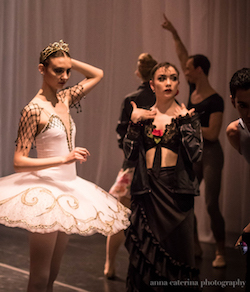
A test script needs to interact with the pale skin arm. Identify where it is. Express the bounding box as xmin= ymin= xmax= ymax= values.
xmin=14 ymin=146 xmax=90 ymax=173
xmin=227 ymin=119 xmax=244 ymax=247
xmin=202 ymin=112 xmax=223 ymax=141
xmin=226 ymin=120 xmax=240 ymax=152
xmin=161 ymin=13 xmax=189 ymax=74
xmin=71 ymin=58 xmax=103 ymax=96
